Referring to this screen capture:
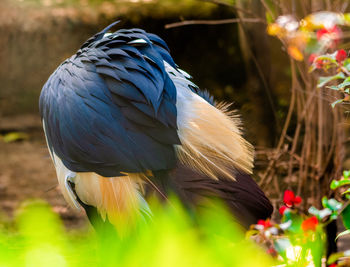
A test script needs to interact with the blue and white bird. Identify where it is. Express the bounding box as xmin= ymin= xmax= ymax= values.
xmin=40 ymin=21 xmax=272 ymax=231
